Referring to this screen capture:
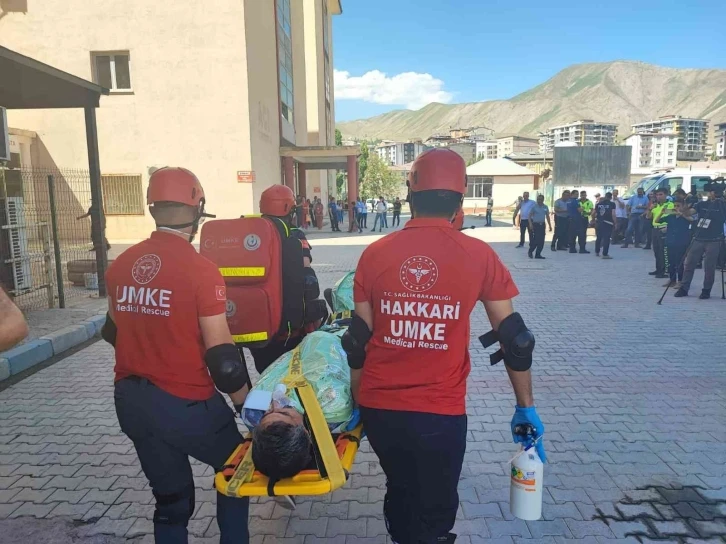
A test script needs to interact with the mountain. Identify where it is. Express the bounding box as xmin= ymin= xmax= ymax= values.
xmin=336 ymin=61 xmax=726 ymax=143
